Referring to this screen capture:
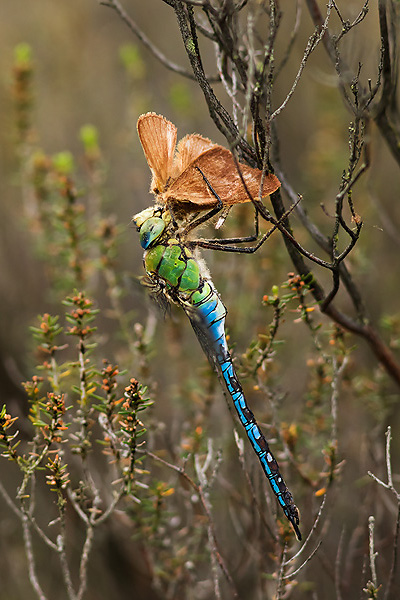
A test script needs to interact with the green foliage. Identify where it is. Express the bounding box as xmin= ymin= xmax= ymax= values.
xmin=12 ymin=42 xmax=34 ymax=143
xmin=14 ymin=42 xmax=33 ymax=65
xmin=0 ymin=405 xmax=20 ymax=461
xmin=52 ymin=151 xmax=75 ymax=175
xmin=79 ymin=124 xmax=99 ymax=154
xmin=119 ymin=43 xmax=146 ymax=80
